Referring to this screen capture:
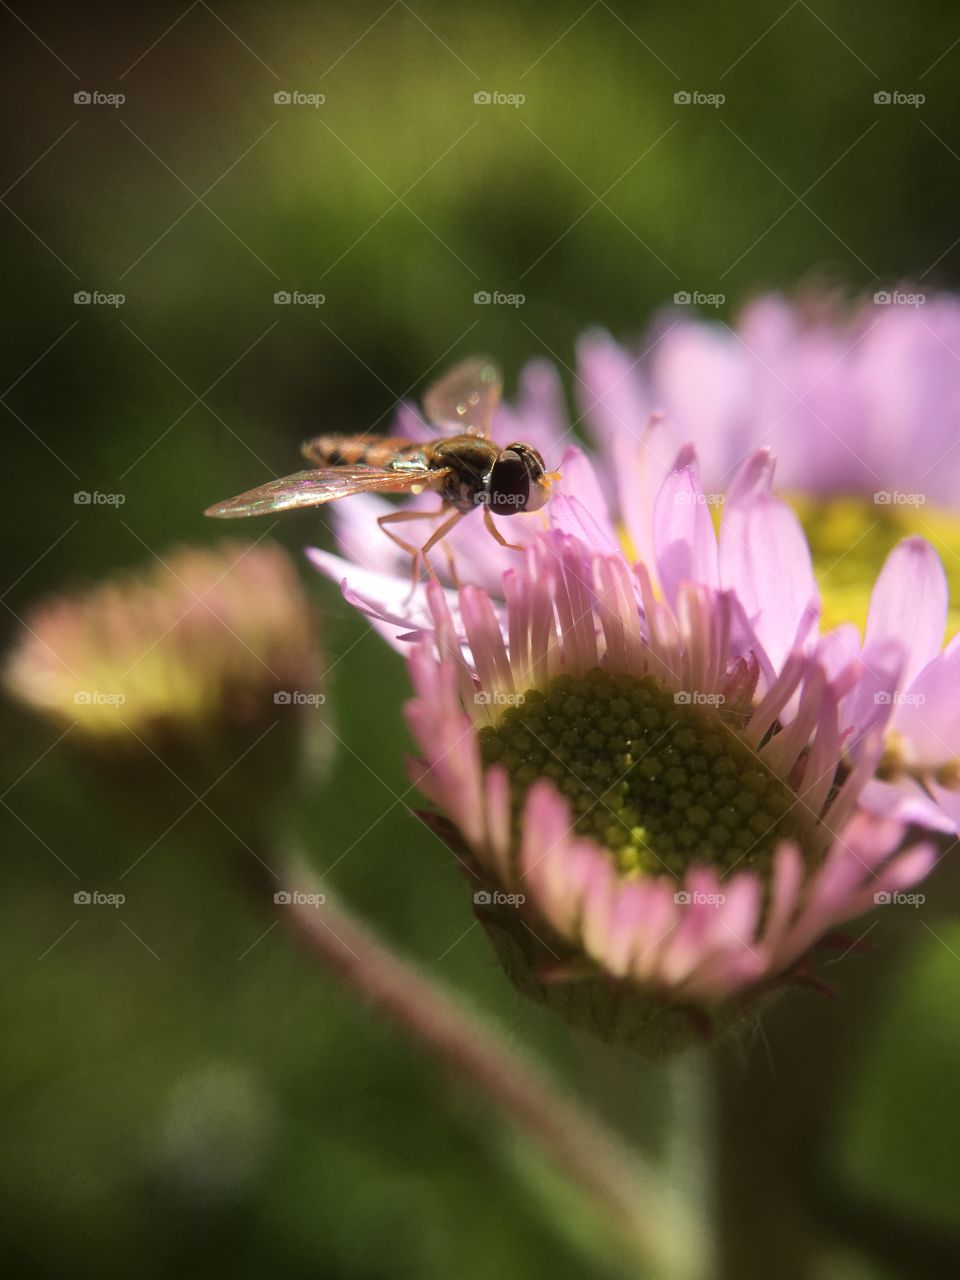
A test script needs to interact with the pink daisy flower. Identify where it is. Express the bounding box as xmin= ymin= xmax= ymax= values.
xmin=310 ymin=423 xmax=942 ymax=1052
xmin=397 ymin=530 xmax=934 ymax=1054
xmin=311 ymin=311 xmax=960 ymax=840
